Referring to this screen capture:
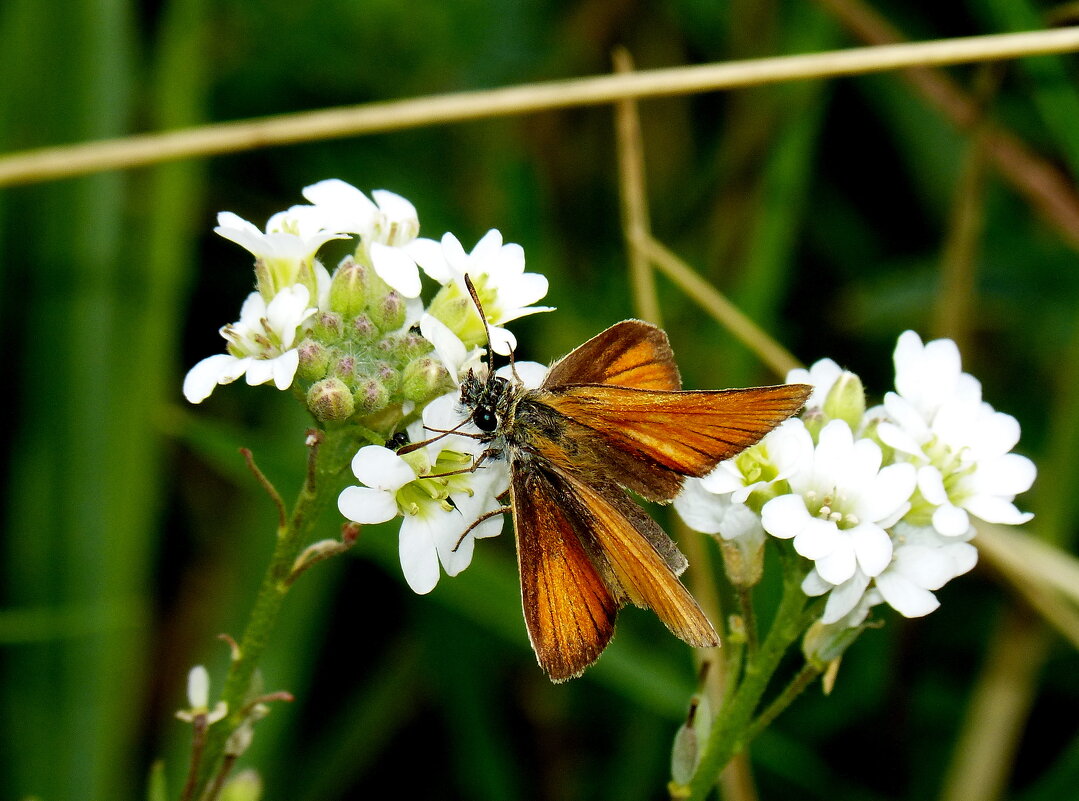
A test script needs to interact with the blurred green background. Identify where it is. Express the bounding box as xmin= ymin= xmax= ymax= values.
xmin=2 ymin=0 xmax=1078 ymax=799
